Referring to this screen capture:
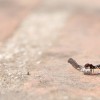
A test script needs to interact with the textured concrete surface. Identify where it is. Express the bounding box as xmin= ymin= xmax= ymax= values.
xmin=0 ymin=0 xmax=100 ymax=100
